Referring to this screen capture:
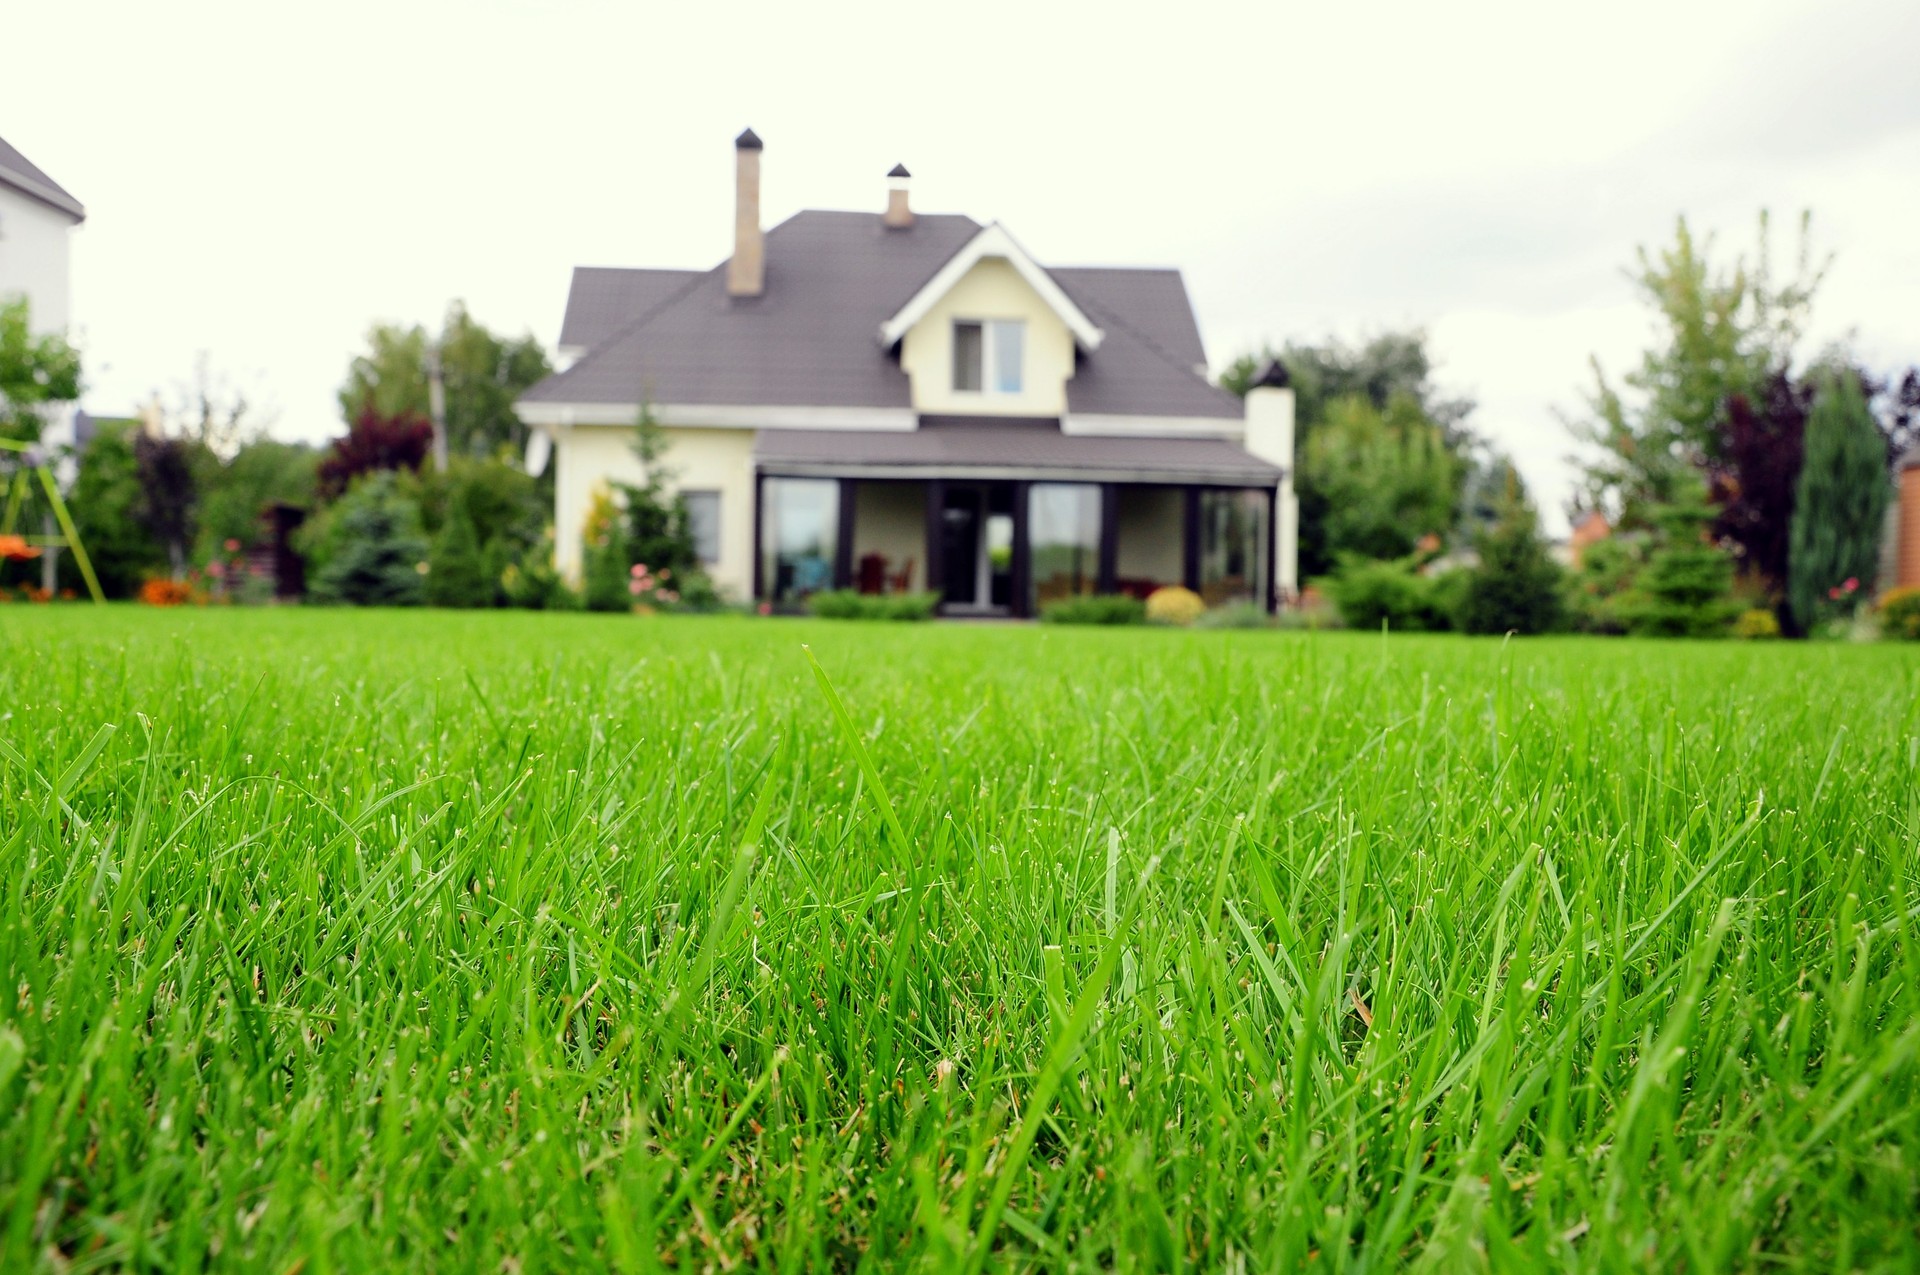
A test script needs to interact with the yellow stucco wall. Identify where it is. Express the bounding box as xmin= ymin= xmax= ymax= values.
xmin=899 ymin=257 xmax=1076 ymax=417
xmin=552 ymin=424 xmax=757 ymax=599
